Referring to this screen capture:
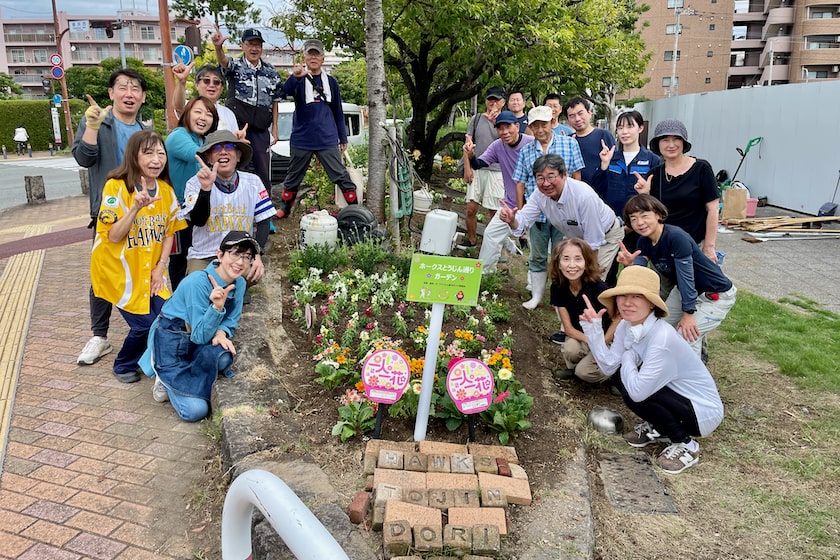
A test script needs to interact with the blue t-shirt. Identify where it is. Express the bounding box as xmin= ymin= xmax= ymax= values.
xmin=573 ymin=128 xmax=616 ymax=186
xmin=113 ymin=119 xmax=142 ymax=165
